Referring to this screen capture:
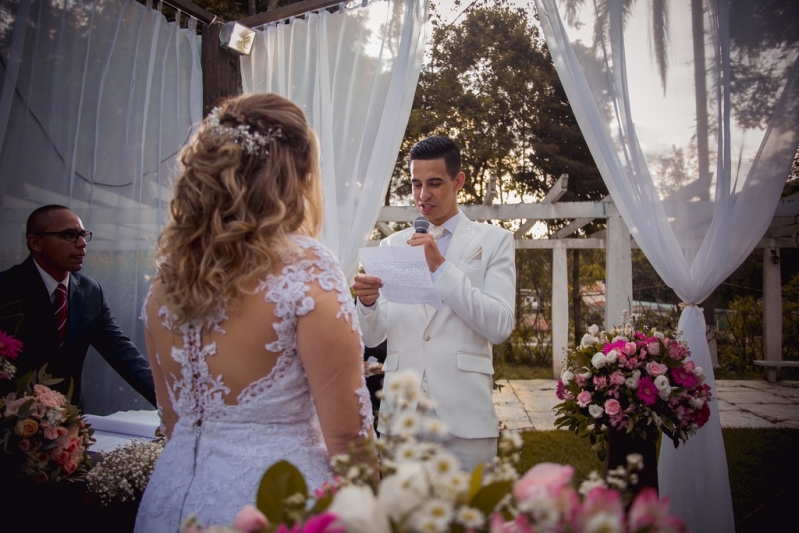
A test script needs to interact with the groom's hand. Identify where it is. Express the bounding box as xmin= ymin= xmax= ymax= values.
xmin=407 ymin=233 xmax=445 ymax=273
xmin=353 ymin=274 xmax=382 ymax=307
